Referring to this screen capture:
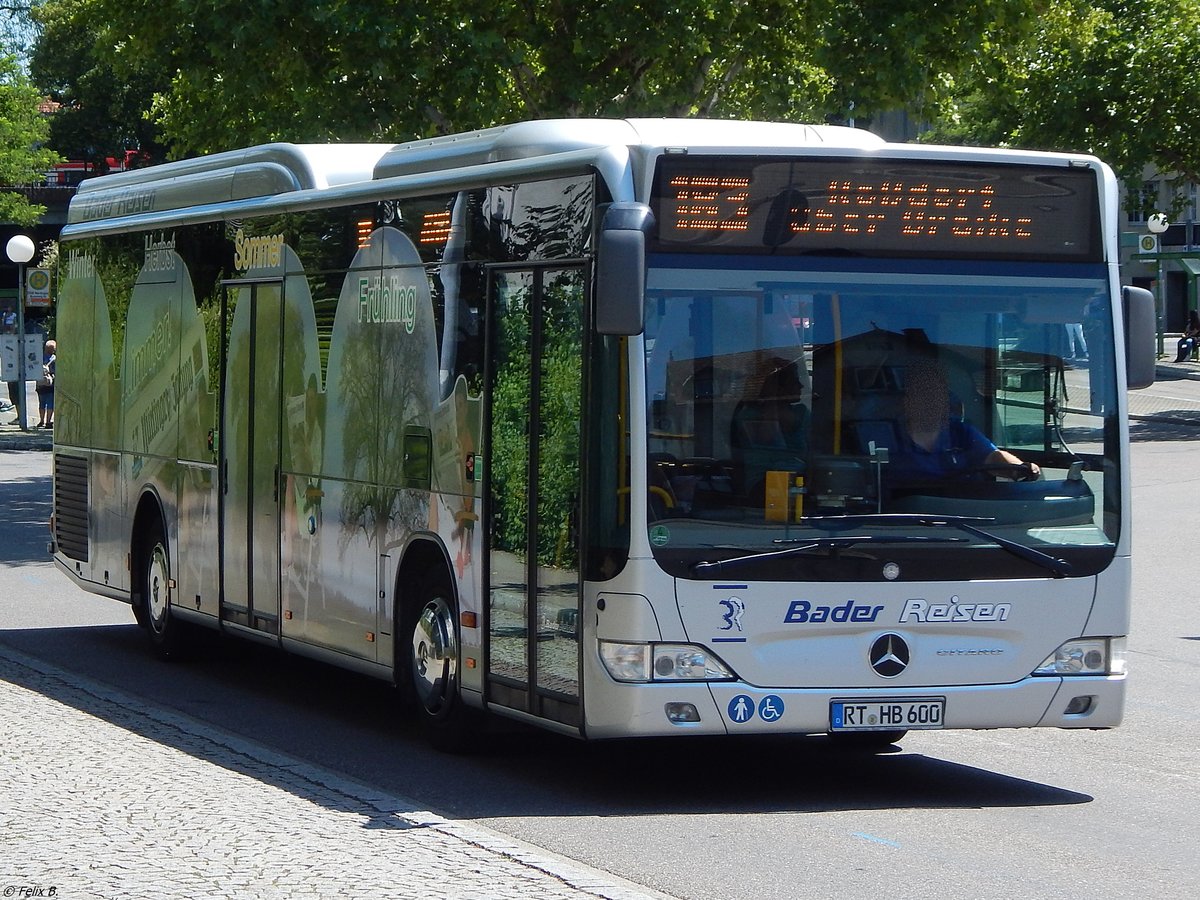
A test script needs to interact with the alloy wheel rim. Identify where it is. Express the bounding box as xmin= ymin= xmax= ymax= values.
xmin=148 ymin=543 xmax=170 ymax=629
xmin=411 ymin=596 xmax=457 ymax=716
